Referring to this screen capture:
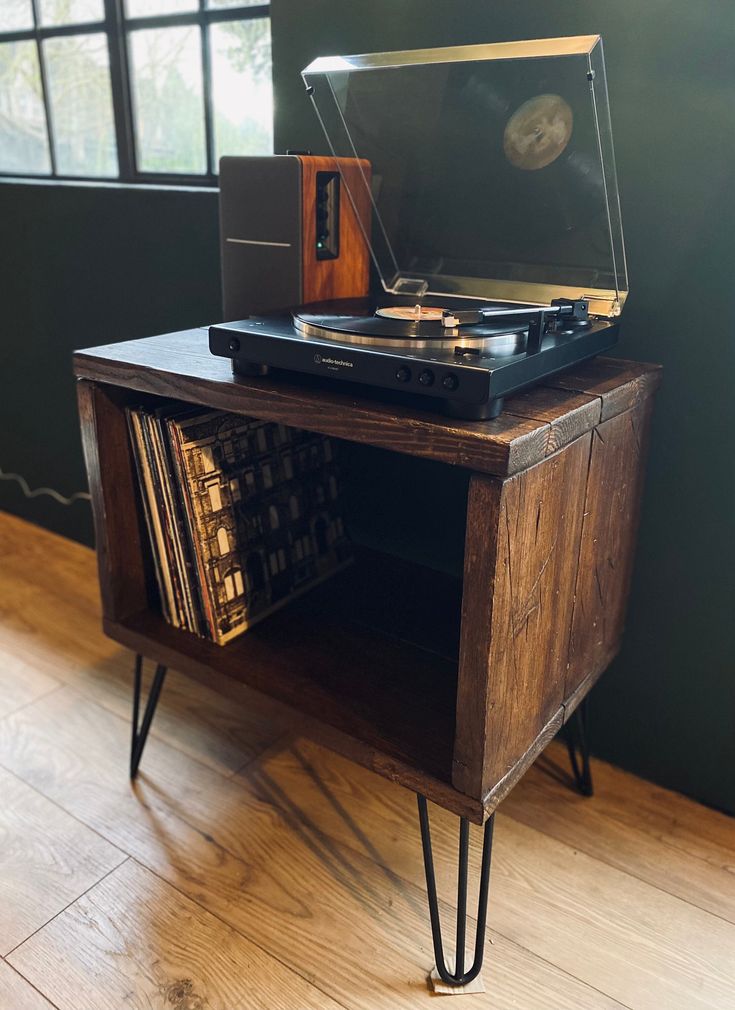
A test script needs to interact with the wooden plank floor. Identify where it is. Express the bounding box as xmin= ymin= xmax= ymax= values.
xmin=0 ymin=511 xmax=733 ymax=1010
